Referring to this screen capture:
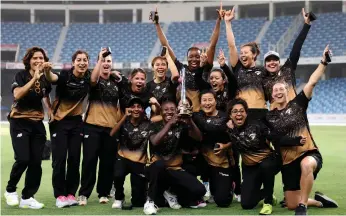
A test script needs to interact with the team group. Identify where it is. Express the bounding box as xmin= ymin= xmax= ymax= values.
xmin=4 ymin=5 xmax=339 ymax=216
